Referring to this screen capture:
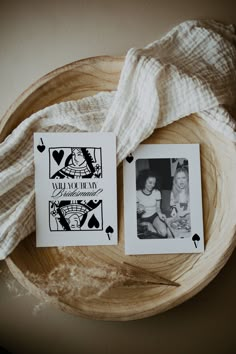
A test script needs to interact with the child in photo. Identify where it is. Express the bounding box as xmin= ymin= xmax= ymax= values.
xmin=136 ymin=169 xmax=170 ymax=238
xmin=170 ymin=166 xmax=190 ymax=218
